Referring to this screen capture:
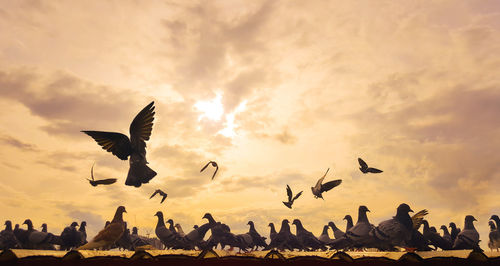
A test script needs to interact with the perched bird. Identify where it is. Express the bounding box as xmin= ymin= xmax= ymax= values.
xmin=440 ymin=225 xmax=453 ymax=246
xmin=13 ymin=224 xmax=29 ymax=248
xmin=60 ymin=222 xmax=80 ymax=250
xmin=86 ymin=163 xmax=117 ymax=186
xmin=23 ymin=219 xmax=57 ymax=250
xmin=77 ymin=206 xmax=127 ymax=250
xmin=200 ymin=161 xmax=219 ymax=180
xmin=247 ymin=221 xmax=267 ymax=249
xmin=358 ymin=158 xmax=383 ymax=174
xmin=82 ymin=101 xmax=157 ymax=187
xmin=318 ymin=225 xmax=332 ymax=243
xmin=311 ymin=168 xmax=342 ymax=199
xmin=78 ymin=221 xmax=87 ymax=246
xmin=182 ymin=222 xmax=214 ymax=250
xmin=422 ymin=220 xmax=452 ymax=250
xmin=328 ymin=205 xmax=374 ymax=250
xmin=489 ymin=215 xmax=500 ymax=252
xmin=370 ymin=203 xmax=414 ymax=250
xmin=41 ymin=223 xmax=47 ymax=233
xmin=0 ymin=220 xmax=21 ymax=249
xmin=344 ymin=215 xmax=353 ymax=232
xmin=175 ymin=224 xmax=186 ymax=237
xmin=203 ymin=213 xmax=239 ymax=250
xmin=130 ymin=227 xmax=155 ymax=249
xmin=283 ymin=185 xmax=302 ymax=209
xmin=154 ymin=211 xmax=178 ymax=249
xmin=150 ymin=189 xmax=168 ymax=203
xmin=449 ymin=222 xmax=461 ymax=243
xmin=268 ymin=223 xmax=277 ymax=243
xmin=115 ymin=222 xmax=133 ymax=251
xmin=328 ymin=221 xmax=345 ymax=239
xmin=452 ymin=215 xmax=480 ymax=250
xmin=267 ymin=219 xmax=304 ymax=251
